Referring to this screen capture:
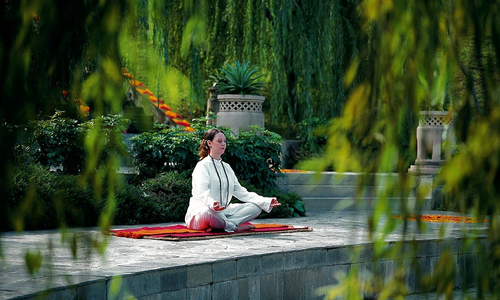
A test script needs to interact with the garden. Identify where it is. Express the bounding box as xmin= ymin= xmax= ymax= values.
xmin=1 ymin=112 xmax=305 ymax=232
xmin=1 ymin=0 xmax=500 ymax=299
